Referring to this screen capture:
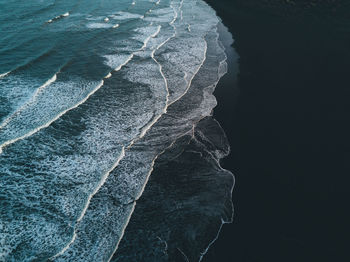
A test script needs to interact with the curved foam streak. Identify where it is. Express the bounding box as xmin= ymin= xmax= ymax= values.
xmin=110 ymin=20 xmax=228 ymax=261
xmin=0 ymin=72 xmax=10 ymax=78
xmin=0 ymin=73 xmax=58 ymax=129
xmin=111 ymin=113 xmax=225 ymax=260
xmin=197 ymin=137 xmax=235 ymax=262
xmin=114 ymin=54 xmax=134 ymax=71
xmin=137 ymin=27 xmax=169 ymax=140
xmin=179 ymin=0 xmax=184 ymax=20
xmin=187 ymin=24 xmax=191 ymax=32
xmin=158 ymin=0 xmax=207 ymax=107
xmin=57 ymin=20 xmax=177 ymax=262
xmin=49 ymin=147 xmax=126 ymax=260
xmin=51 ymin=23 xmax=173 ymax=260
xmin=0 ymin=21 xmax=167 ymax=154
xmin=166 ymin=0 xmax=212 ymax=106
xmin=108 ymin=130 xmax=191 ymax=262
xmin=147 ymin=1 xmax=179 ymax=52
xmin=109 ymin=5 xmax=201 ymax=258
xmin=0 ymin=79 xmax=99 ymax=154
xmin=47 ymin=12 xmax=70 ymax=23
xmin=127 ymin=7 xmax=182 ymax=147
xmin=106 ymin=202 xmax=136 ymax=262
xmin=193 ymin=30 xmax=235 ymax=261
xmin=168 ymin=38 xmax=208 ymax=107
xmin=51 ymin=2 xmax=215 ymax=259
xmin=0 ymin=50 xmax=139 ymax=155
